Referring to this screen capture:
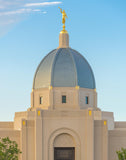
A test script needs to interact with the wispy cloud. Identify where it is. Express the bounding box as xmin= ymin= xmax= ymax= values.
xmin=25 ymin=1 xmax=62 ymax=7
xmin=0 ymin=0 xmax=62 ymax=36
xmin=0 ymin=6 xmax=4 ymax=9
xmin=42 ymin=11 xmax=47 ymax=14
xmin=0 ymin=8 xmax=41 ymax=16
xmin=0 ymin=0 xmax=20 ymax=9
xmin=1 ymin=19 xmax=16 ymax=25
